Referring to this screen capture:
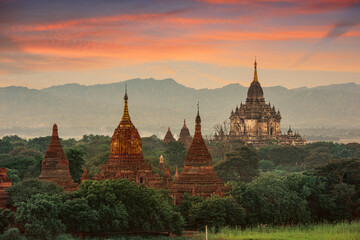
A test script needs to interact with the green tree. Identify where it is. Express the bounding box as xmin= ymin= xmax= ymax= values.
xmin=249 ymin=173 xmax=311 ymax=225
xmin=26 ymin=136 xmax=52 ymax=153
xmin=60 ymin=198 xmax=99 ymax=233
xmin=77 ymin=179 xmax=184 ymax=234
xmin=189 ymin=195 xmax=244 ymax=232
xmin=258 ymin=159 xmax=275 ymax=172
xmin=15 ymin=194 xmax=65 ymax=240
xmin=0 ymin=209 xmax=13 ymax=234
xmin=214 ymin=146 xmax=259 ymax=183
xmin=304 ymin=146 xmax=332 ymax=168
xmin=230 ymin=182 xmax=265 ymax=226
xmin=268 ymin=146 xmax=304 ymax=166
xmin=164 ymin=141 xmax=187 ymax=167
xmin=0 ymin=140 xmax=13 ymax=154
xmin=314 ymin=158 xmax=360 ymax=221
xmin=0 ymin=228 xmax=25 ymax=240
xmin=65 ymin=148 xmax=86 ymax=183
xmin=6 ymin=179 xmax=64 ymax=207
xmin=5 ymin=169 xmax=20 ymax=184
xmin=178 ymin=193 xmax=204 ymax=227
